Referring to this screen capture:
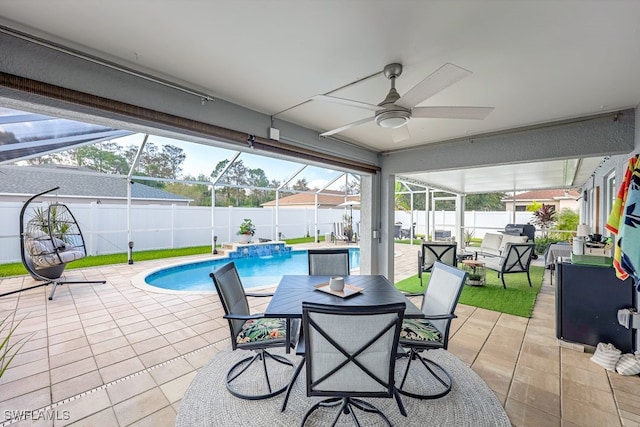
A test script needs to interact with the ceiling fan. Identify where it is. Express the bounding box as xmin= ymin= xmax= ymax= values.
xmin=314 ymin=63 xmax=494 ymax=142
